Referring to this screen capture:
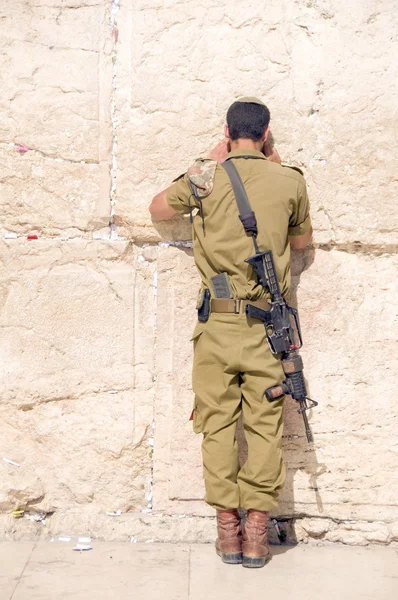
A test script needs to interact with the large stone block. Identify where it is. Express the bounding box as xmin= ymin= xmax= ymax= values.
xmin=0 ymin=240 xmax=155 ymax=513
xmin=0 ymin=463 xmax=44 ymax=512
xmin=0 ymin=2 xmax=112 ymax=235
xmin=152 ymin=244 xmax=211 ymax=515
xmin=279 ymin=248 xmax=398 ymax=522
xmin=114 ymin=0 xmax=398 ymax=246
xmin=0 ymin=392 xmax=149 ymax=513
xmin=0 ymin=145 xmax=108 ymax=237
